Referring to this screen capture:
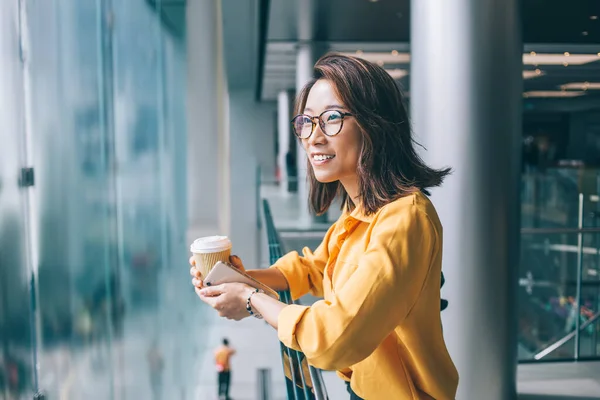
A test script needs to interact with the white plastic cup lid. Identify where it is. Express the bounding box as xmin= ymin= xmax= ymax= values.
xmin=190 ymin=235 xmax=232 ymax=253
